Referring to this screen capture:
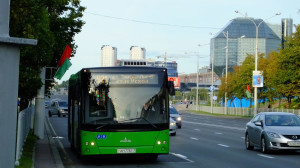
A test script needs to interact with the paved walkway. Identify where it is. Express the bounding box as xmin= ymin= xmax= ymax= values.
xmin=34 ymin=118 xmax=64 ymax=168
